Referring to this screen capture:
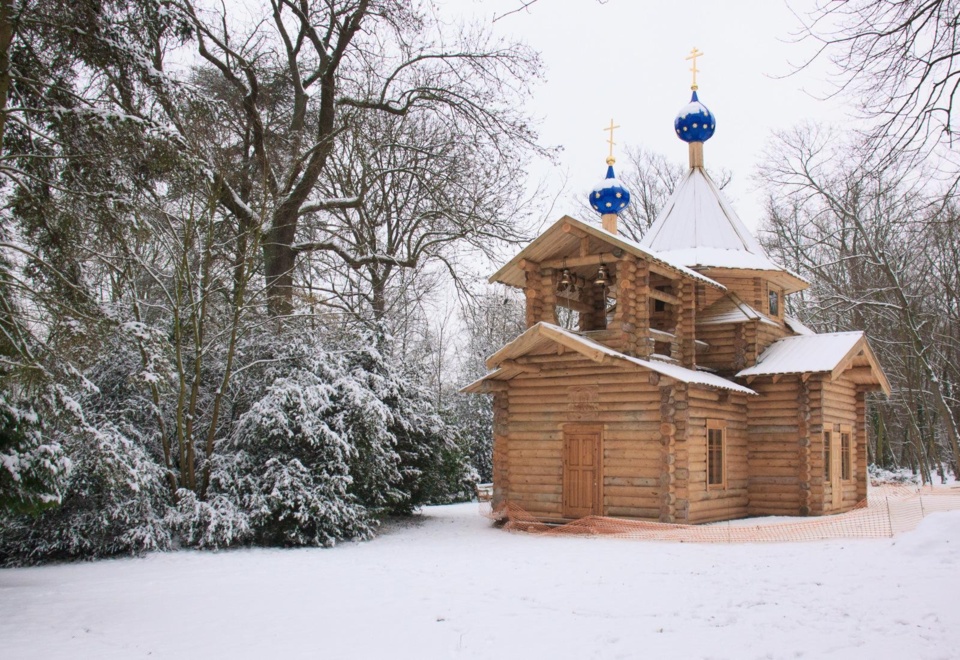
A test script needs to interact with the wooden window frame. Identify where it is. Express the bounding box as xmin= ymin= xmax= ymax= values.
xmin=768 ymin=289 xmax=779 ymax=317
xmin=840 ymin=425 xmax=852 ymax=481
xmin=706 ymin=419 xmax=726 ymax=490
